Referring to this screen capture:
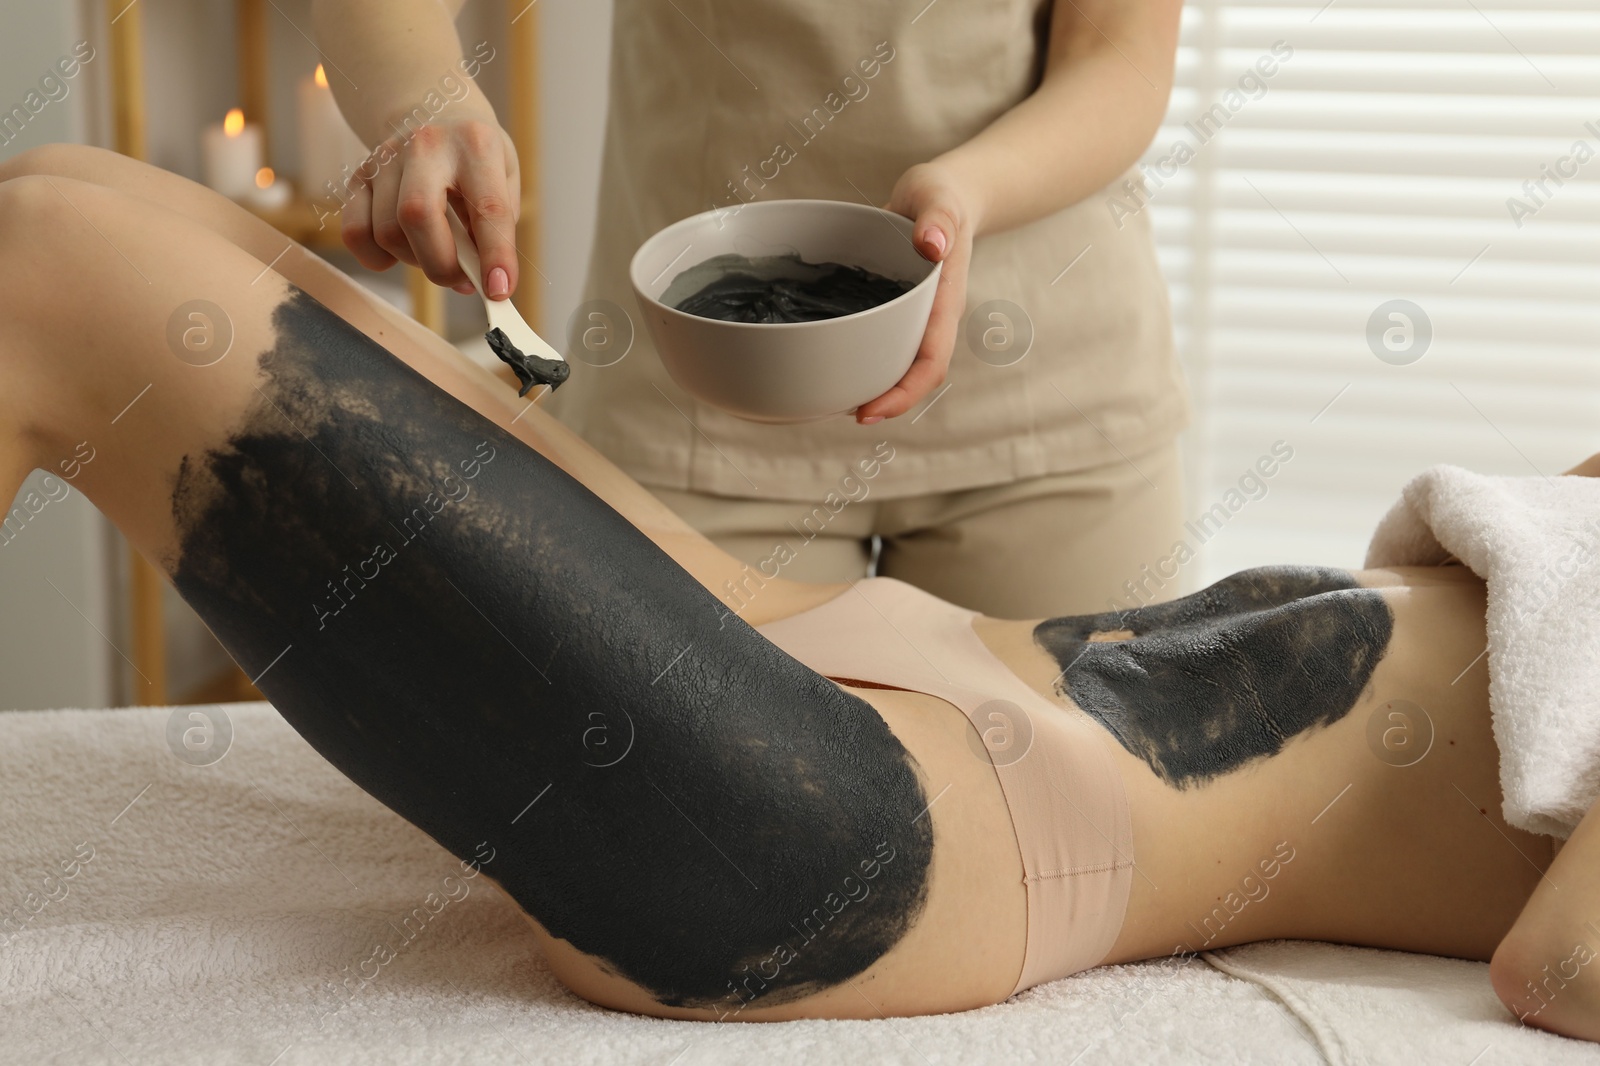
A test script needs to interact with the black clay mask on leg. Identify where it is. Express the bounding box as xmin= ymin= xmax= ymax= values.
xmin=166 ymin=289 xmax=933 ymax=1010
xmin=1033 ymin=567 xmax=1394 ymax=789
